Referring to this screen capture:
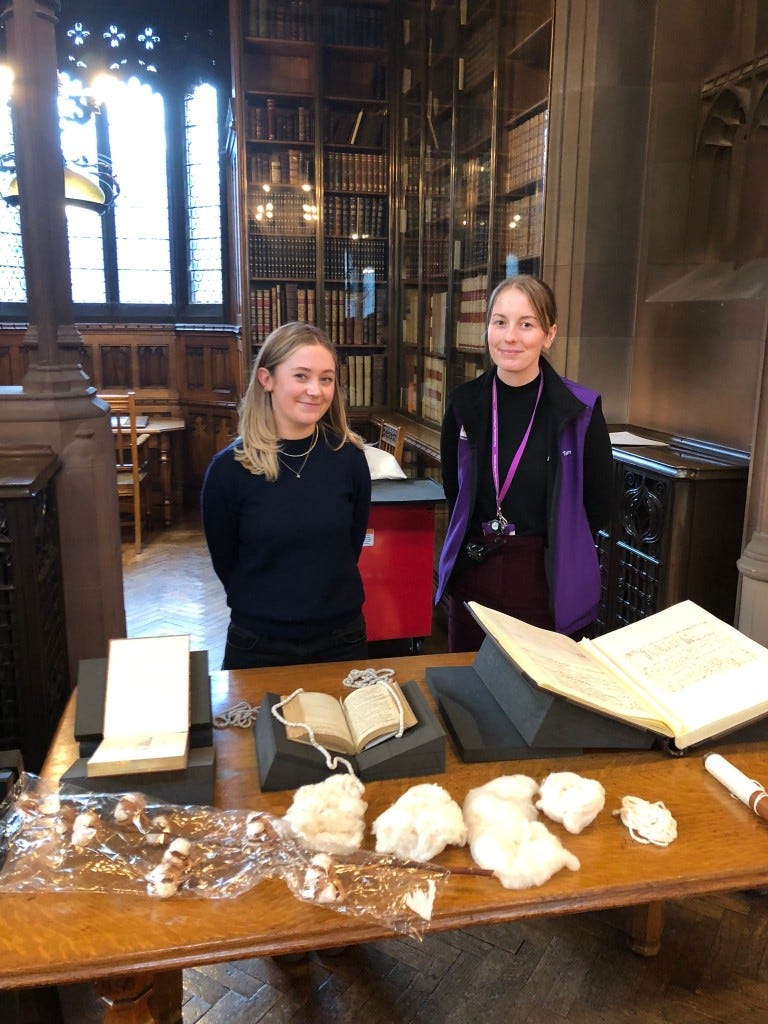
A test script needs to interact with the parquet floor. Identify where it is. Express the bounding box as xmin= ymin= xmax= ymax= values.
xmin=36 ymin=515 xmax=768 ymax=1022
